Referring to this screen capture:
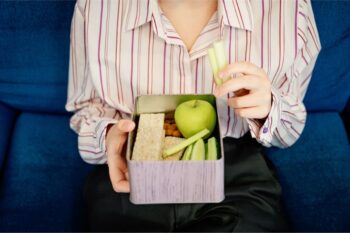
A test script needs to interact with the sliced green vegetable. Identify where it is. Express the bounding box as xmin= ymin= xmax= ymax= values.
xmin=208 ymin=47 xmax=222 ymax=86
xmin=181 ymin=144 xmax=193 ymax=160
xmin=206 ymin=137 xmax=218 ymax=160
xmin=214 ymin=41 xmax=231 ymax=82
xmin=191 ymin=139 xmax=205 ymax=161
xmin=213 ymin=41 xmax=227 ymax=70
xmin=163 ymin=128 xmax=210 ymax=157
xmin=205 ymin=141 xmax=208 ymax=159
